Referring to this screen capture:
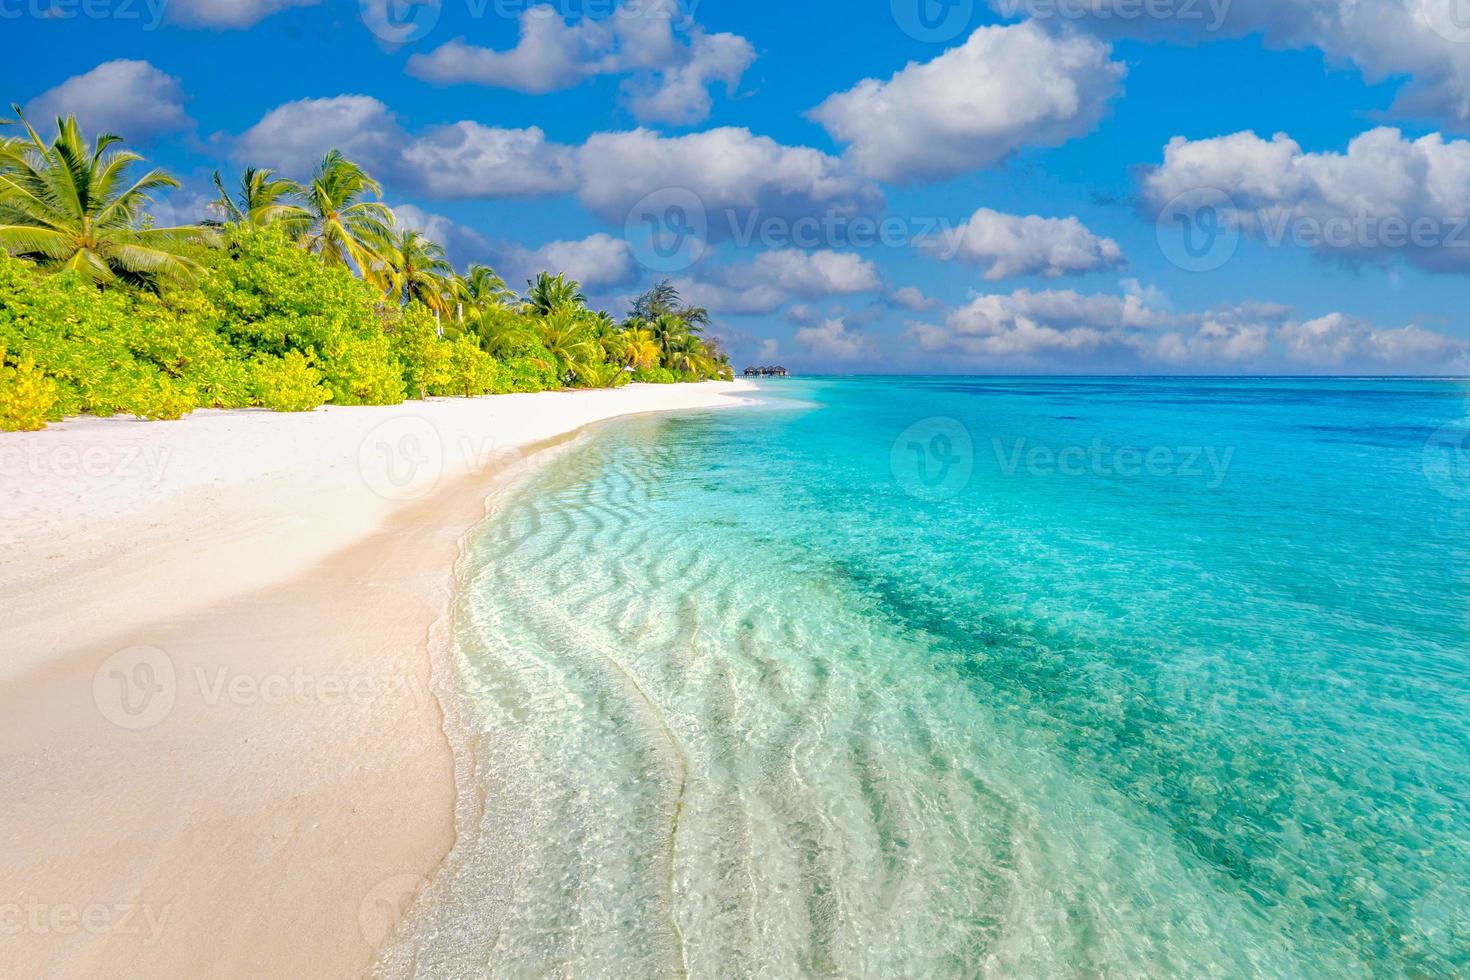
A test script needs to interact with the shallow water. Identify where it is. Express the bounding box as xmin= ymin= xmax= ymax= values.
xmin=389 ymin=378 xmax=1470 ymax=977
